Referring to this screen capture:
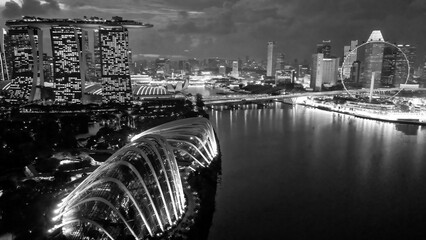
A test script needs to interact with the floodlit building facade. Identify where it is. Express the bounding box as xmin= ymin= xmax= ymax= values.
xmin=51 ymin=26 xmax=88 ymax=103
xmin=99 ymin=27 xmax=133 ymax=103
xmin=7 ymin=26 xmax=43 ymax=101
